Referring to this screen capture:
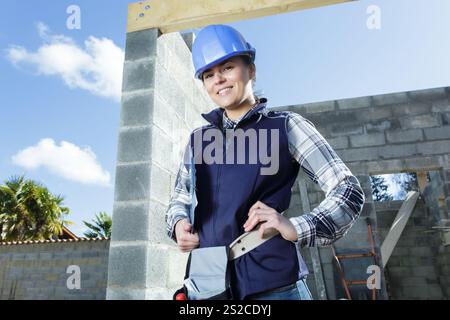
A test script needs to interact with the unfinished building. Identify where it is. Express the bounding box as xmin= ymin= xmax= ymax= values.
xmin=105 ymin=30 xmax=450 ymax=300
